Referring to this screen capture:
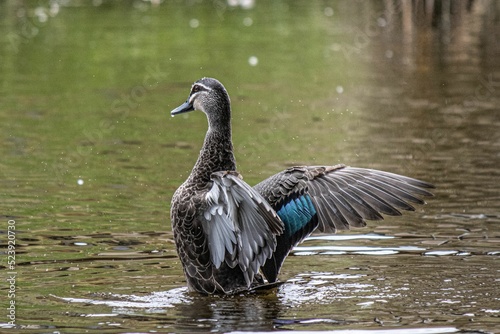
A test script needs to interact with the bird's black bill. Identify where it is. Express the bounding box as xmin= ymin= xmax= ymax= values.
xmin=171 ymin=100 xmax=194 ymax=116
